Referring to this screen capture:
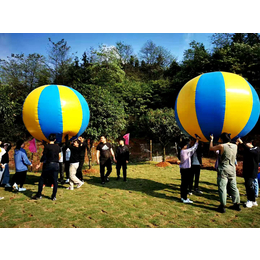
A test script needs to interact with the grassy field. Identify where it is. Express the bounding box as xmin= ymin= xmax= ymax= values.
xmin=0 ymin=162 xmax=259 ymax=228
